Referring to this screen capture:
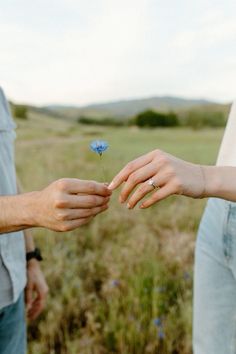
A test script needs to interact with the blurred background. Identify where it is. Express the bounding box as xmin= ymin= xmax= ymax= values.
xmin=1 ymin=0 xmax=235 ymax=353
